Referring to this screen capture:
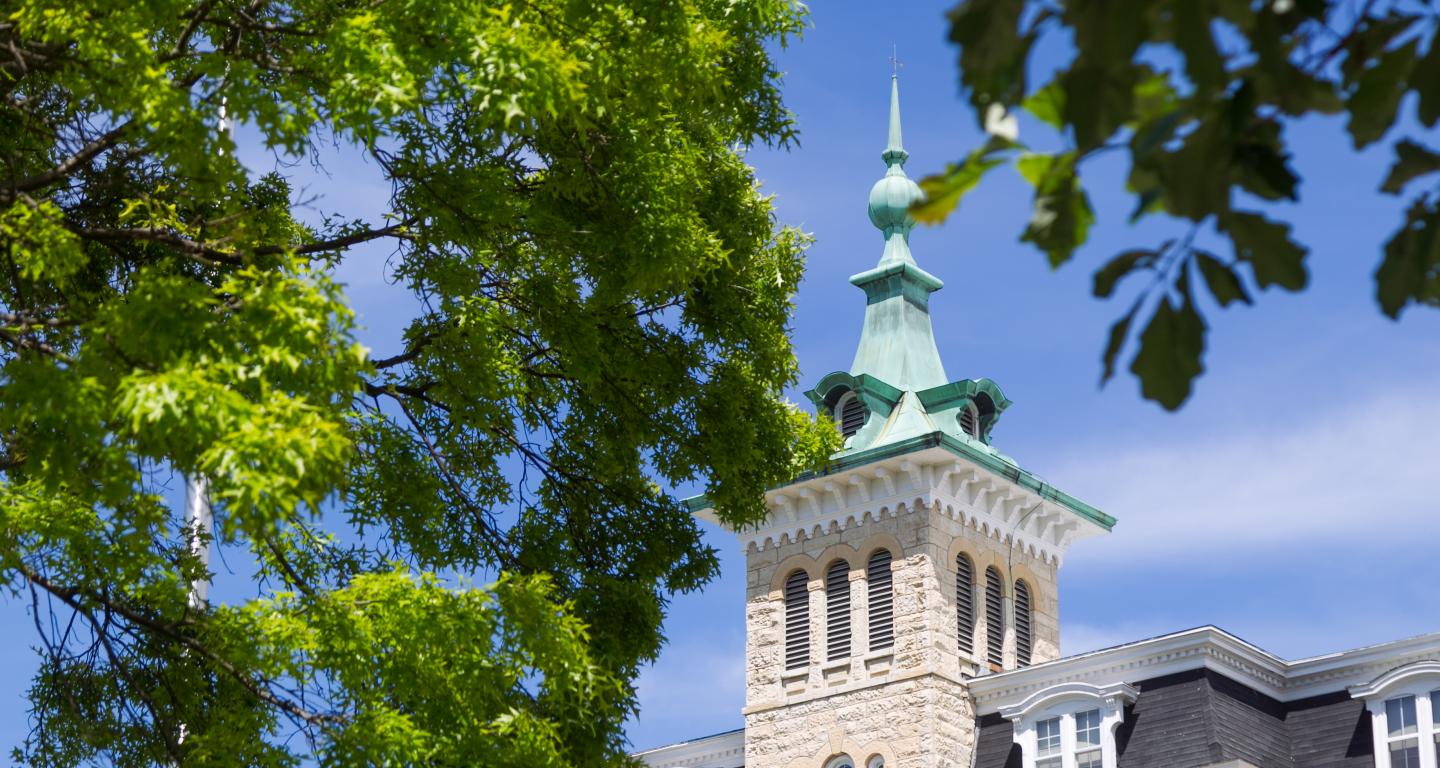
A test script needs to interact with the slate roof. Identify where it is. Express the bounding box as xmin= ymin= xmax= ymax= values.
xmin=974 ymin=668 xmax=1375 ymax=768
